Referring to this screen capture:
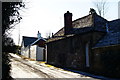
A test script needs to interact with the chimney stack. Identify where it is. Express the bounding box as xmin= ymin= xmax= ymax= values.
xmin=37 ymin=31 xmax=41 ymax=39
xmin=64 ymin=11 xmax=73 ymax=35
